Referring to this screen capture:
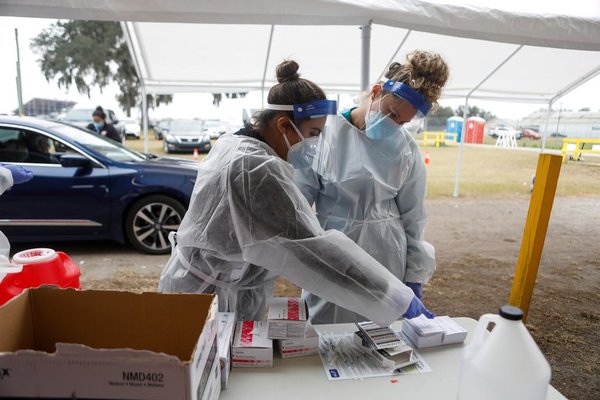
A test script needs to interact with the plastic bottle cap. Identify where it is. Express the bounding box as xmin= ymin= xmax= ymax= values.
xmin=499 ymin=305 xmax=524 ymax=321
